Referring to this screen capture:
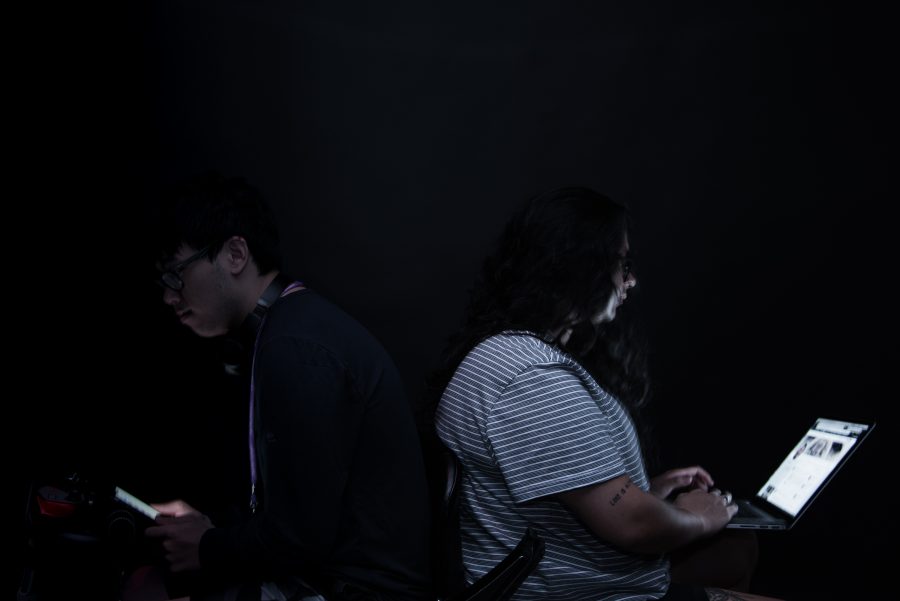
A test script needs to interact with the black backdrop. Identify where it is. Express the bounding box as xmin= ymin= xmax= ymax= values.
xmin=19 ymin=1 xmax=895 ymax=599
